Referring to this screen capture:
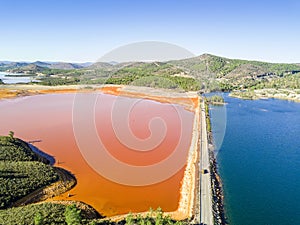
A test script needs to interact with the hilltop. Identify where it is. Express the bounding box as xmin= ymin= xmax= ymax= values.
xmin=0 ymin=61 xmax=87 ymax=73
xmin=169 ymin=54 xmax=300 ymax=78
